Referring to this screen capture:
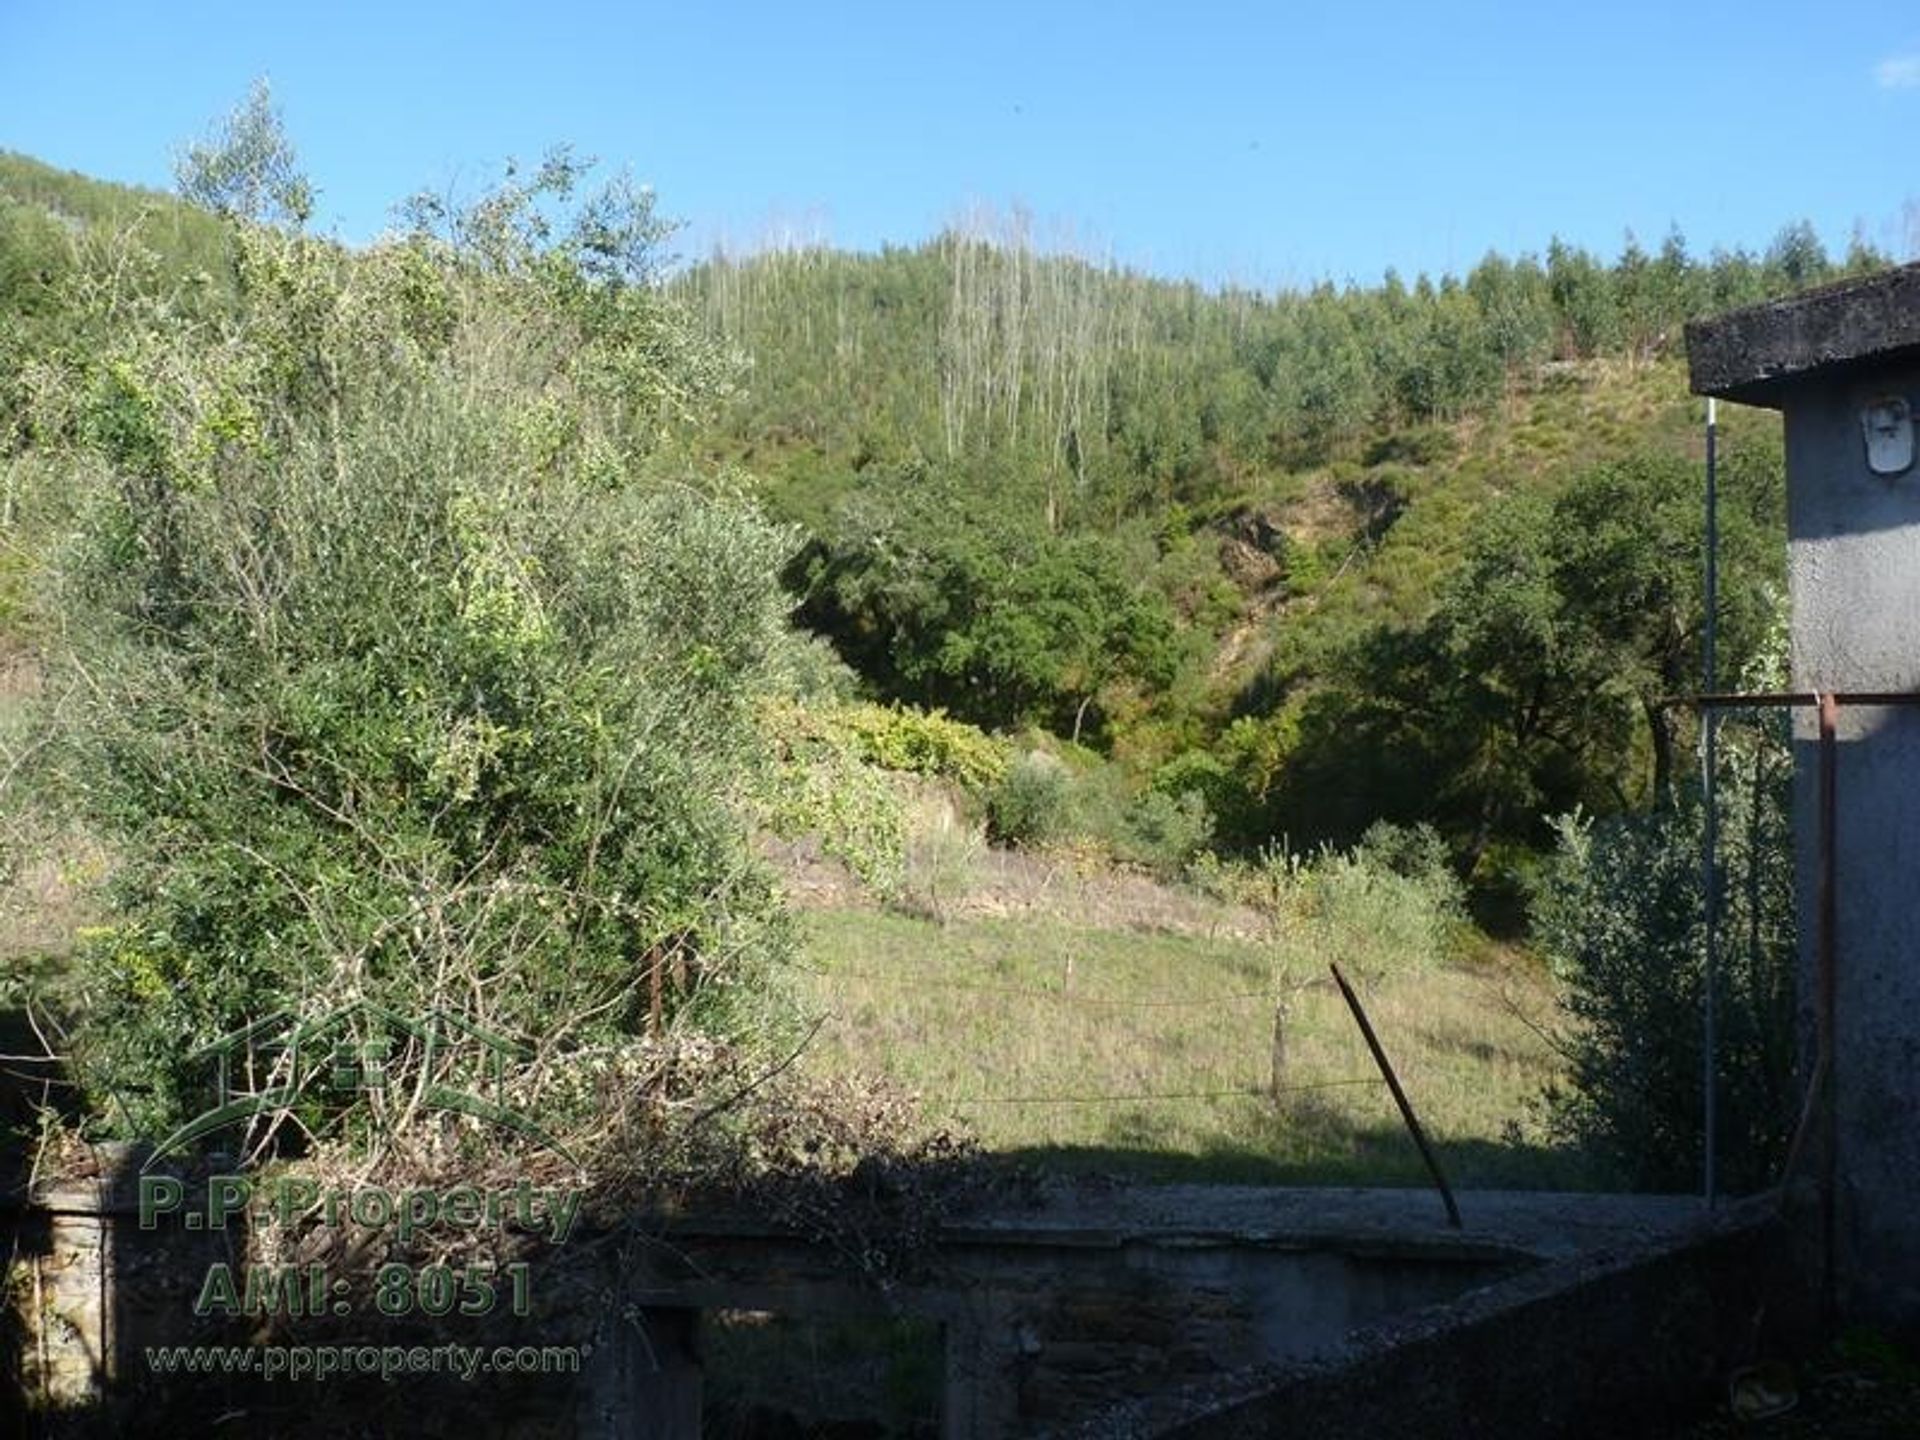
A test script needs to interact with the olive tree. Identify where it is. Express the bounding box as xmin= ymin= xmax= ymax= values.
xmin=173 ymin=78 xmax=314 ymax=227
xmin=34 ymin=151 xmax=802 ymax=1157
xmin=1533 ymin=712 xmax=1797 ymax=1192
